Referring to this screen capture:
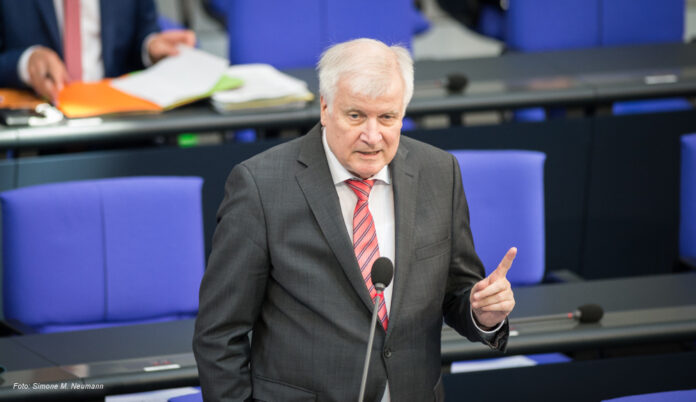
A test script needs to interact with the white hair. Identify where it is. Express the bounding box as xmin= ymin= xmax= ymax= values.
xmin=317 ymin=38 xmax=414 ymax=113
